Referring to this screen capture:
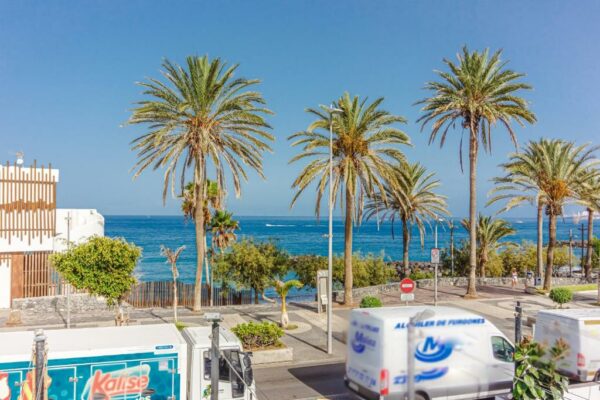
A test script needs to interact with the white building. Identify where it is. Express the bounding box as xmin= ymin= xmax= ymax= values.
xmin=0 ymin=161 xmax=104 ymax=309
